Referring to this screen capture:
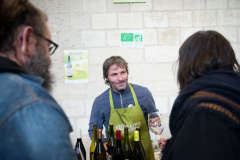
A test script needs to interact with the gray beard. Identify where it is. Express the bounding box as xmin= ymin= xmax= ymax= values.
xmin=25 ymin=45 xmax=53 ymax=92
